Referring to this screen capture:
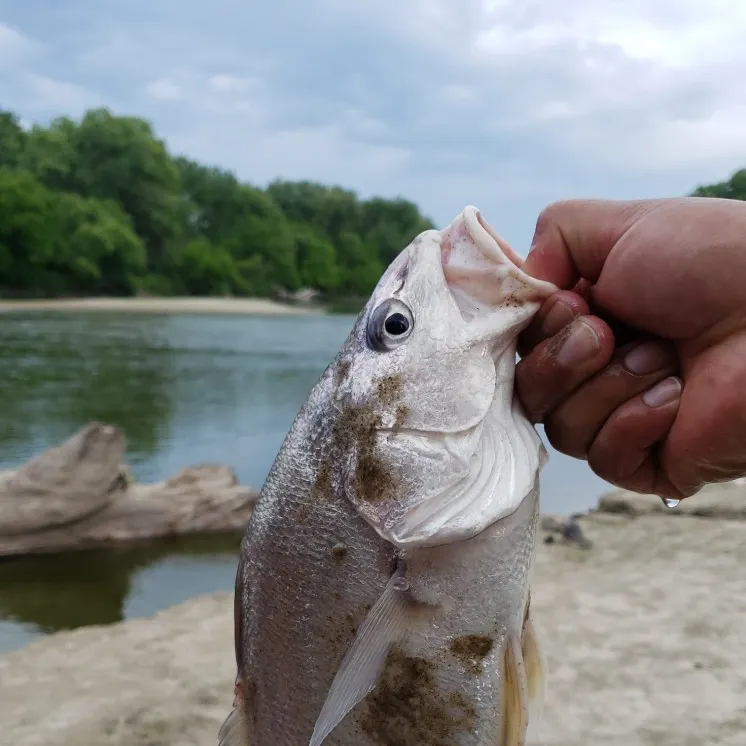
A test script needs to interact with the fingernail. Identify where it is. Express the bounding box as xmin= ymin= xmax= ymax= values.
xmin=555 ymin=319 xmax=600 ymax=367
xmin=542 ymin=299 xmax=576 ymax=337
xmin=623 ymin=341 xmax=673 ymax=375
xmin=643 ymin=377 xmax=682 ymax=408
